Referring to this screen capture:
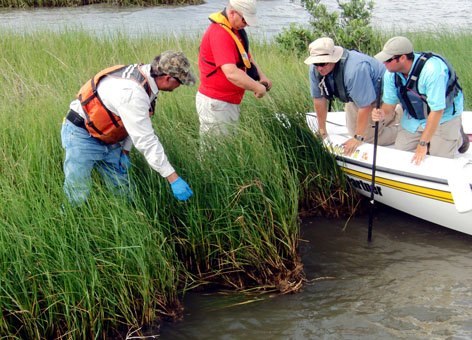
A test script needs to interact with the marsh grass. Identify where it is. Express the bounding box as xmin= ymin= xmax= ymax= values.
xmin=0 ymin=29 xmax=468 ymax=338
